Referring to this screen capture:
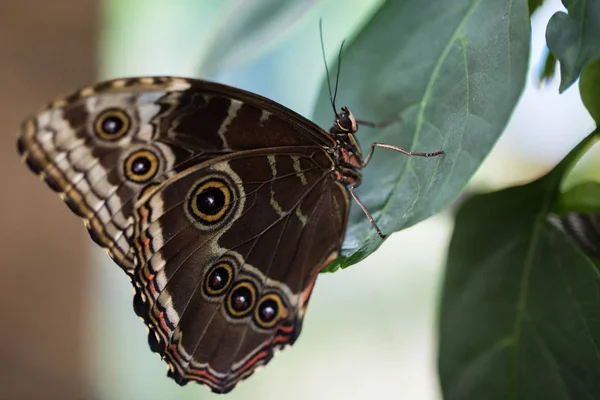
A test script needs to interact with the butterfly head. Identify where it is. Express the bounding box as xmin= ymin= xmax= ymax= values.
xmin=335 ymin=106 xmax=358 ymax=134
